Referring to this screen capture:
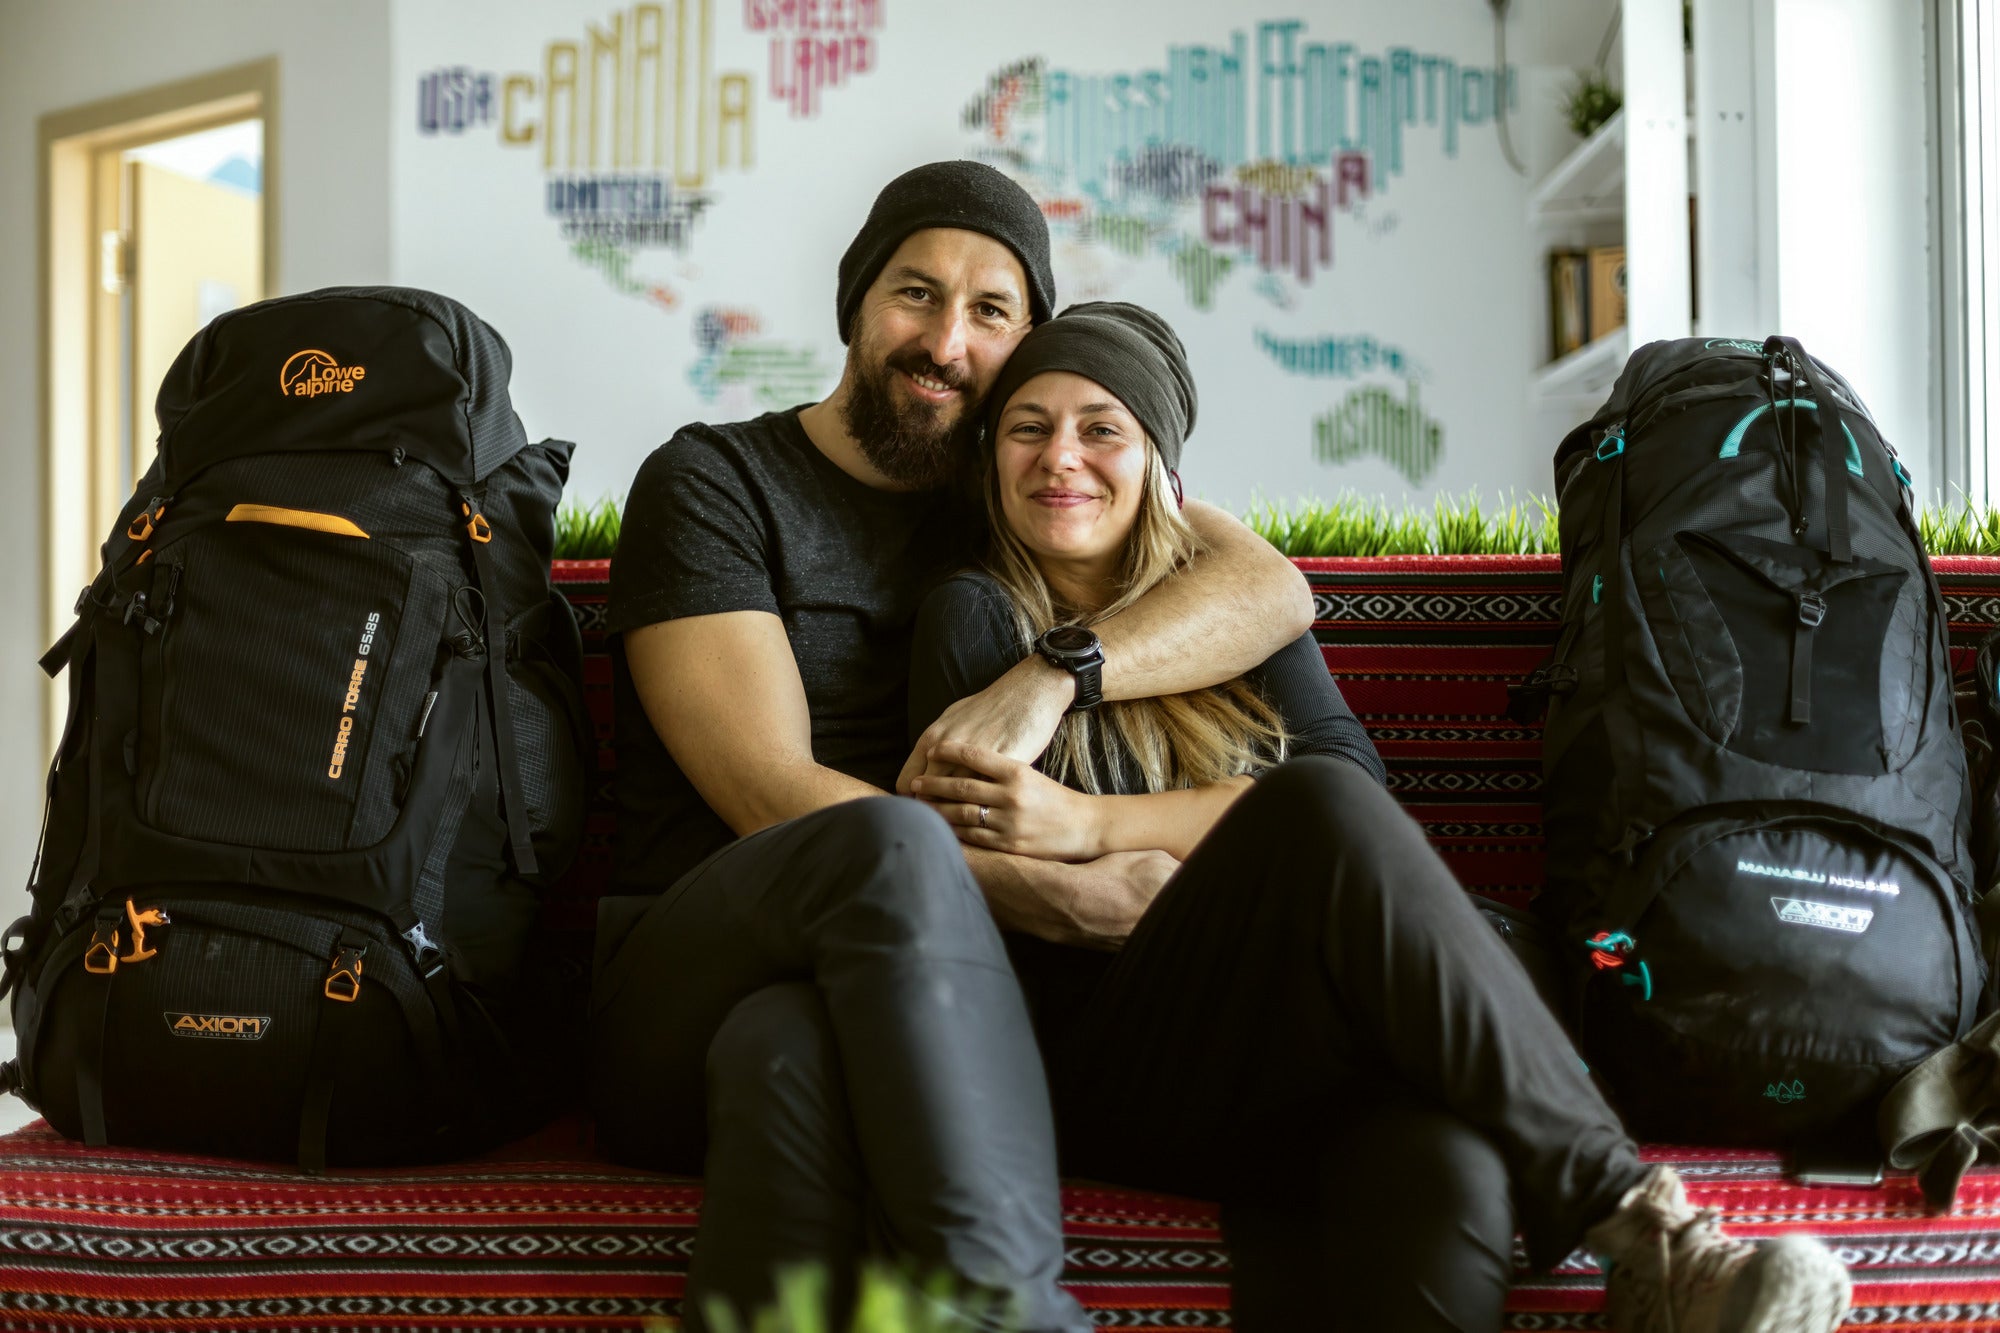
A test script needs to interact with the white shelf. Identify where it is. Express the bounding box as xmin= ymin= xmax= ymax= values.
xmin=1534 ymin=327 xmax=1629 ymax=400
xmin=1530 ymin=110 xmax=1626 ymax=226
